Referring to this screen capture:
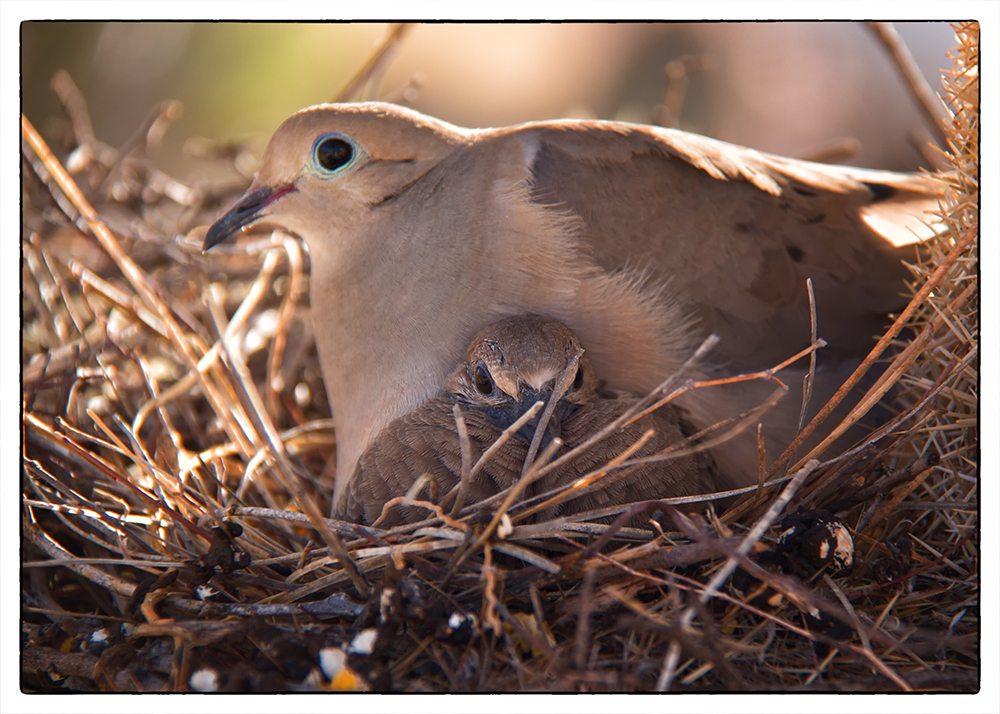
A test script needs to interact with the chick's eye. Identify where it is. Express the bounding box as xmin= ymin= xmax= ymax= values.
xmin=473 ymin=364 xmax=493 ymax=395
xmin=314 ymin=136 xmax=354 ymax=172
xmin=572 ymin=366 xmax=584 ymax=390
